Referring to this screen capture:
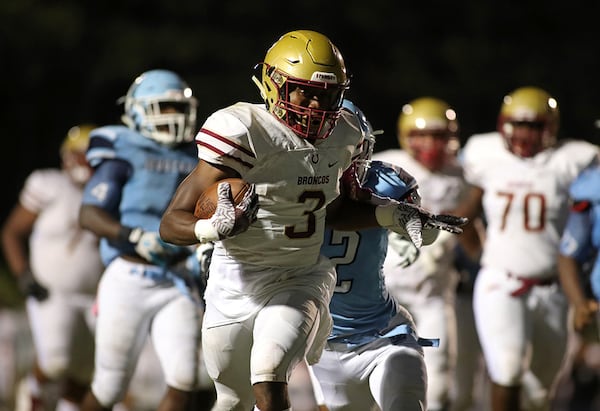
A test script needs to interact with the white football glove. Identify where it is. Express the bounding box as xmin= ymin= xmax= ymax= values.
xmin=376 ymin=201 xmax=467 ymax=248
xmin=194 ymin=181 xmax=259 ymax=243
